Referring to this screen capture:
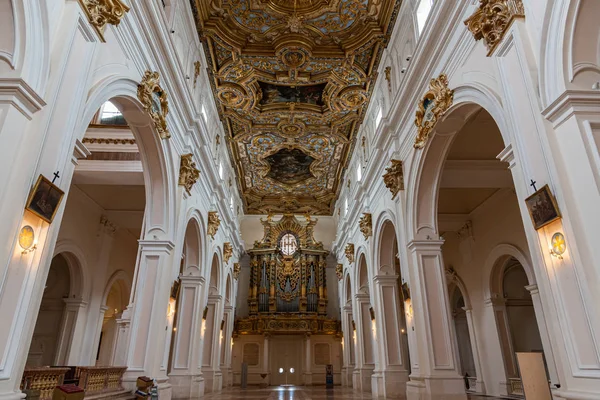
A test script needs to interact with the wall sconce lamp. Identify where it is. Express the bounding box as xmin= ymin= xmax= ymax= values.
xmin=220 ymin=320 xmax=225 ymax=331
xmin=369 ymin=307 xmax=376 ymax=321
xmin=550 ymin=232 xmax=566 ymax=260
xmin=351 ymin=320 xmax=356 ymax=331
xmin=202 ymin=306 xmax=208 ymax=320
xmin=19 ymin=225 xmax=37 ymax=255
